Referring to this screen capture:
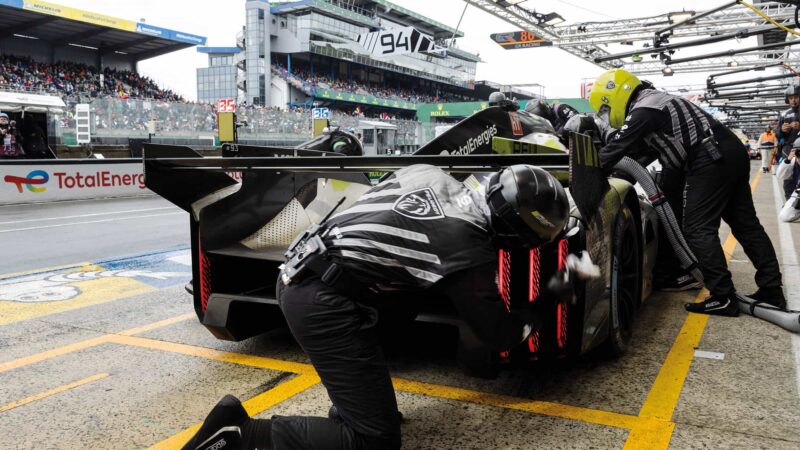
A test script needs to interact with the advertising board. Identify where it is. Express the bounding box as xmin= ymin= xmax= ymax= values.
xmin=0 ymin=160 xmax=151 ymax=205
